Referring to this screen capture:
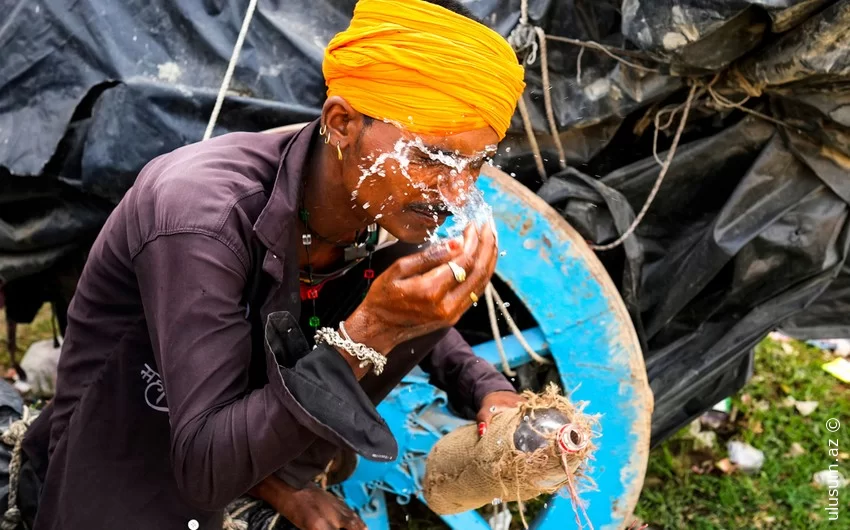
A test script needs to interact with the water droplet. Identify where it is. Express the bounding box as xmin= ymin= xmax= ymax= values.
xmin=510 ymin=173 xmax=516 ymax=177
xmin=503 ymin=302 xmax=511 ymax=308
xmin=363 ymin=202 xmax=370 ymax=209
xmin=499 ymin=251 xmax=507 ymax=257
